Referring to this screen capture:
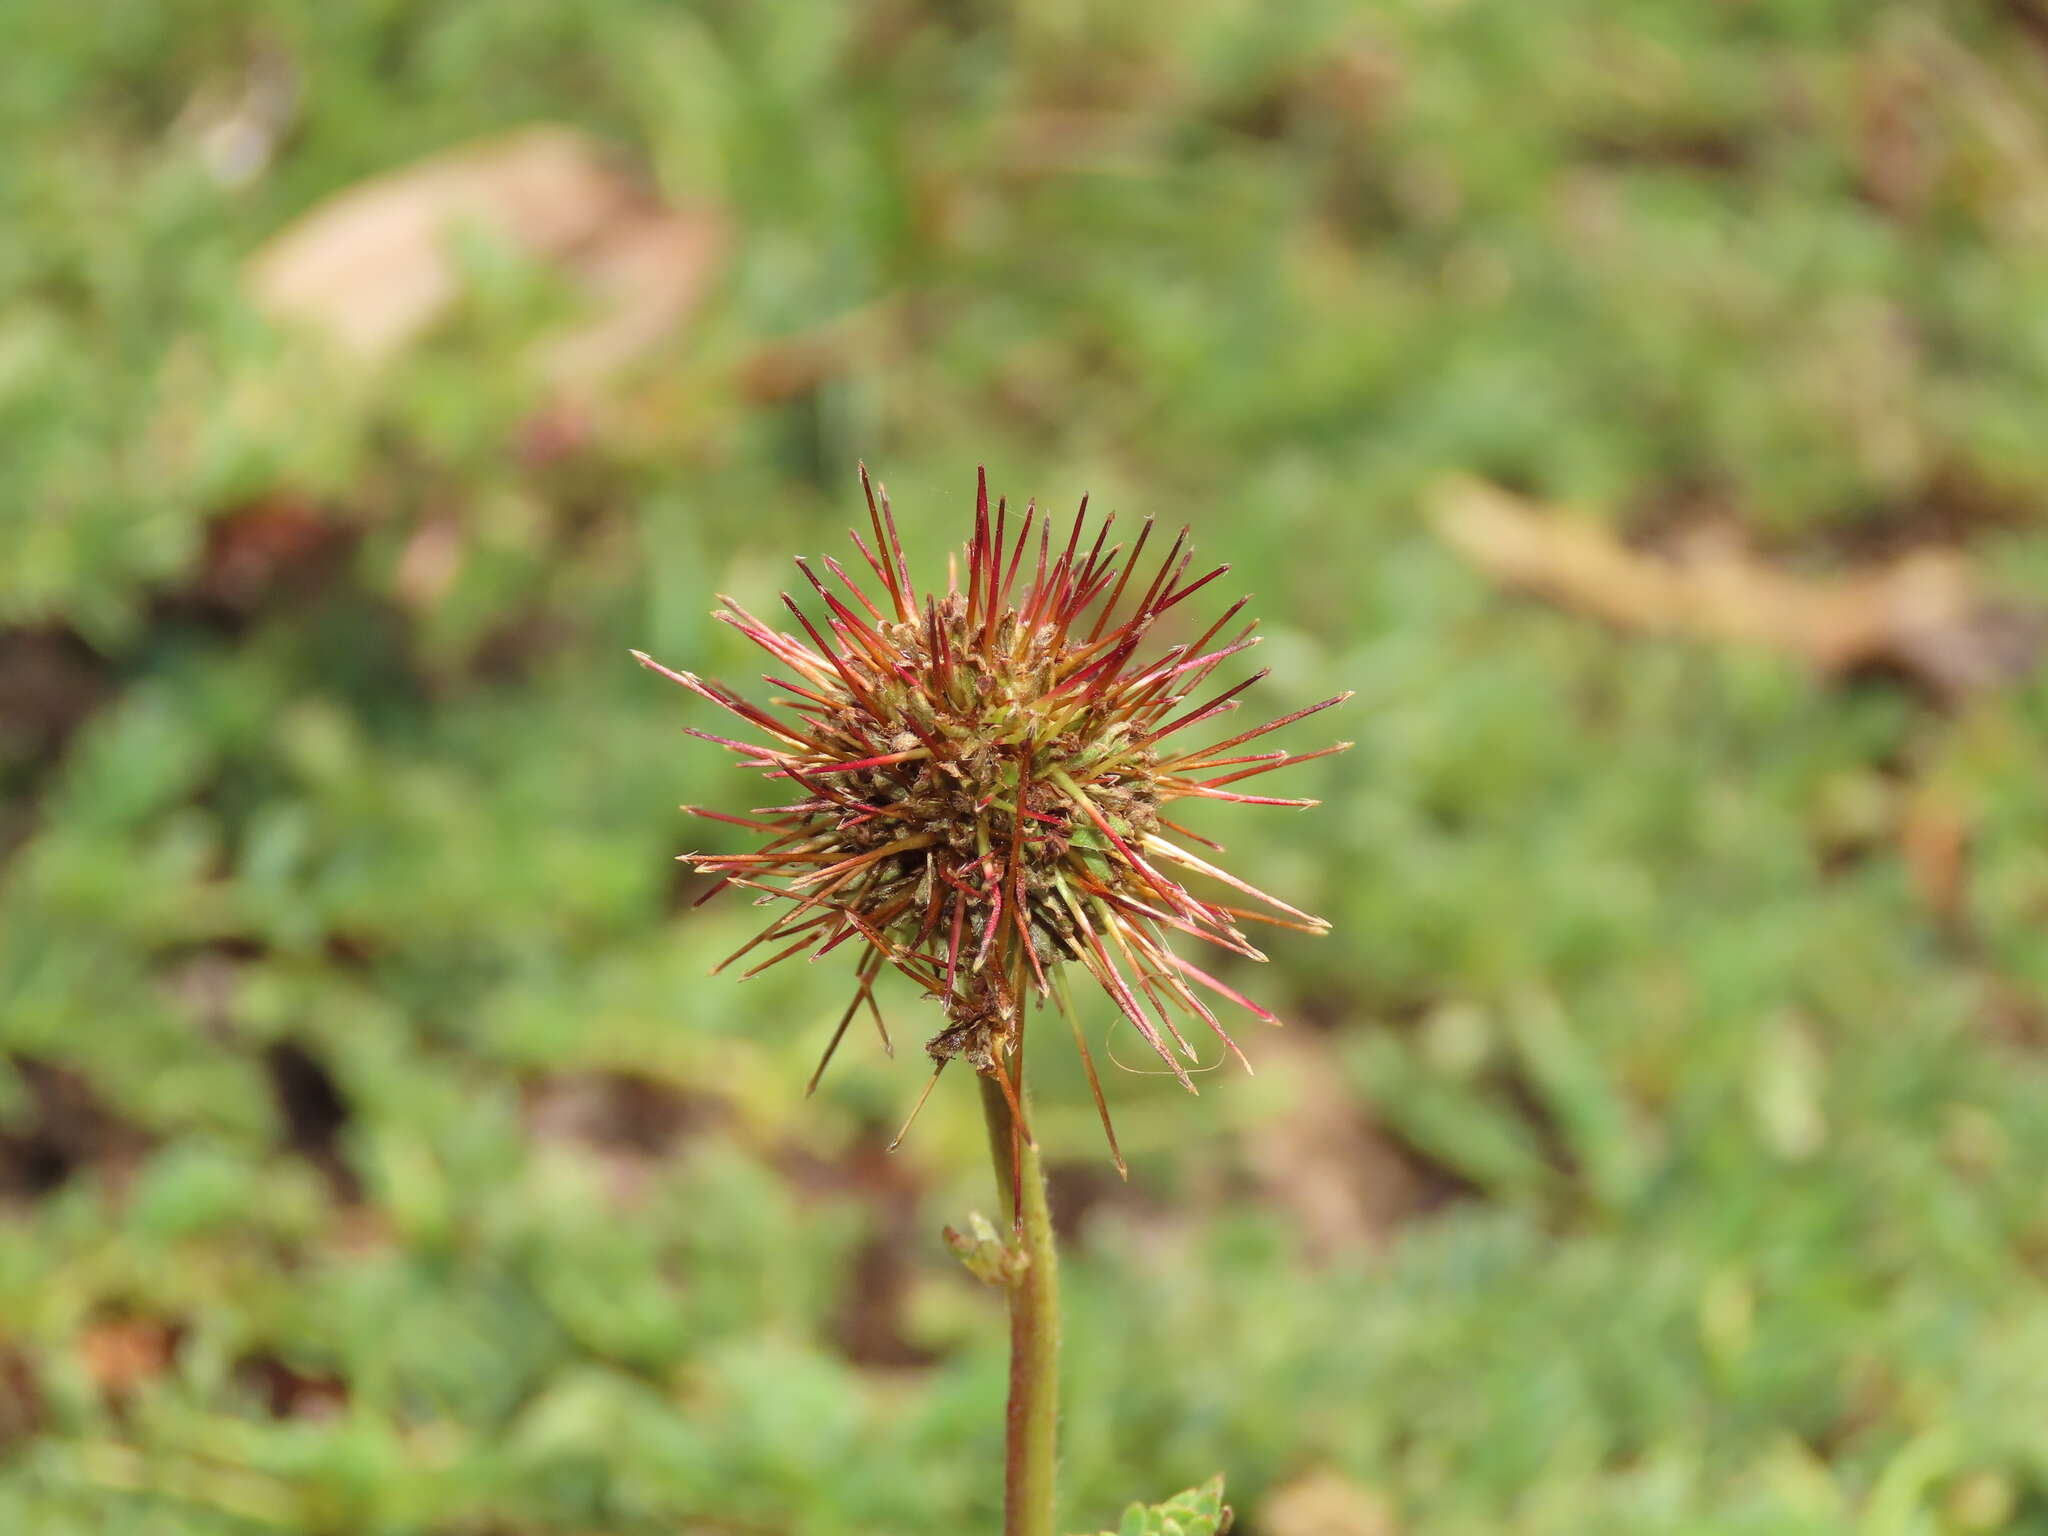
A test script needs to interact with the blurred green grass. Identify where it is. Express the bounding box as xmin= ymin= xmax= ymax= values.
xmin=6 ymin=1 xmax=2048 ymax=1531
